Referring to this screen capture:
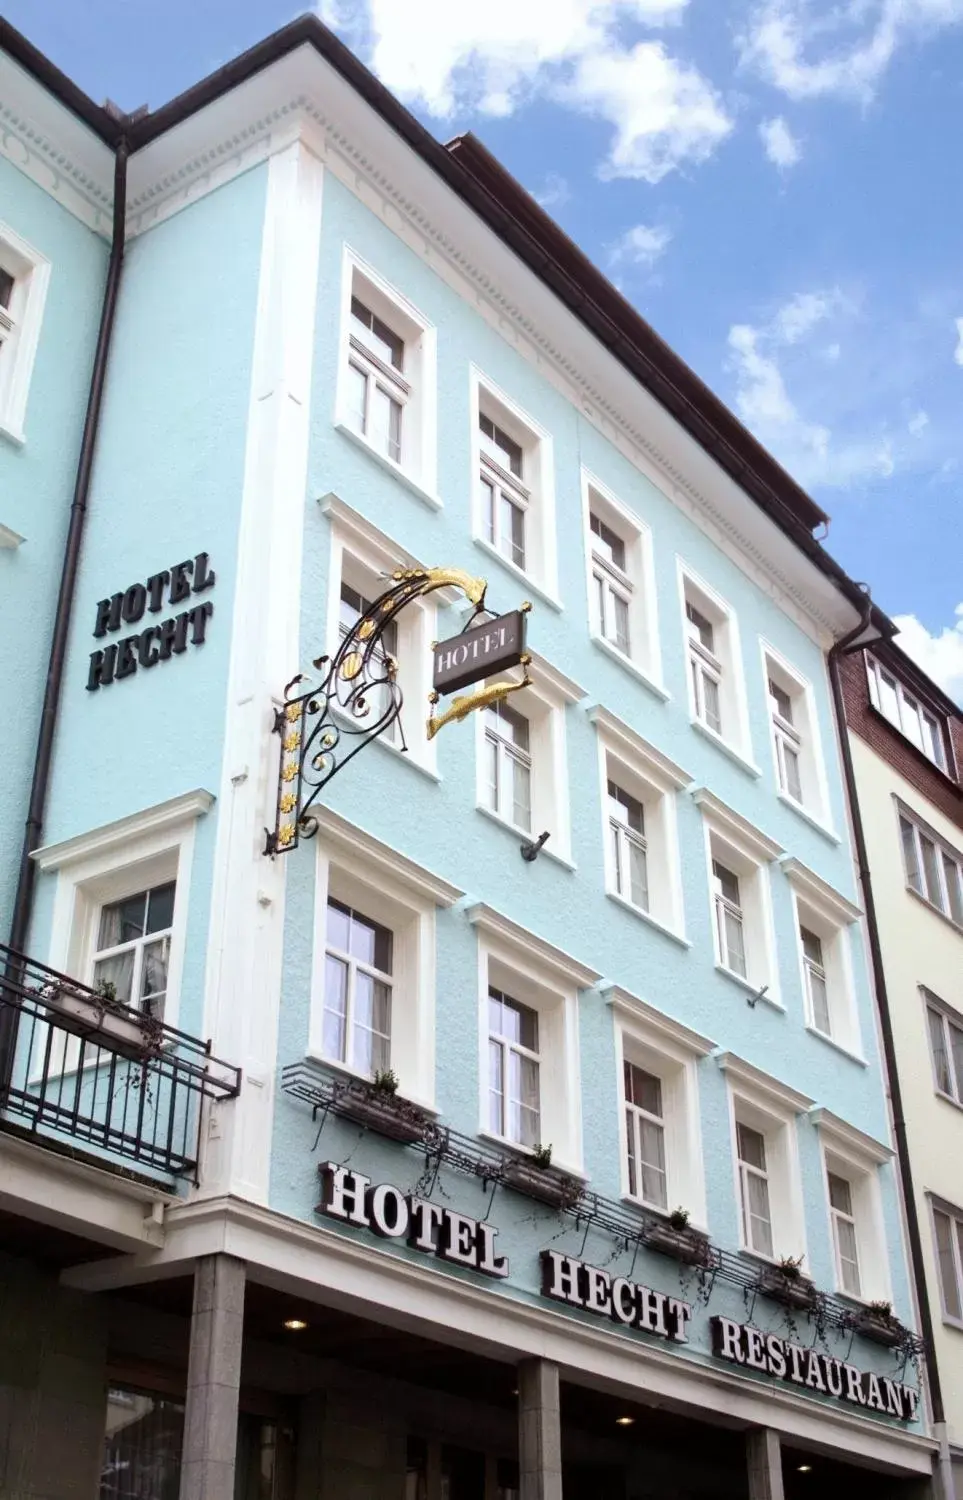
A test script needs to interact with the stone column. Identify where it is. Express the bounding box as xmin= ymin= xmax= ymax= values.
xmin=518 ymin=1358 xmax=563 ymax=1500
xmin=746 ymin=1428 xmax=785 ymax=1500
xmin=179 ymin=1254 xmax=246 ymax=1500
